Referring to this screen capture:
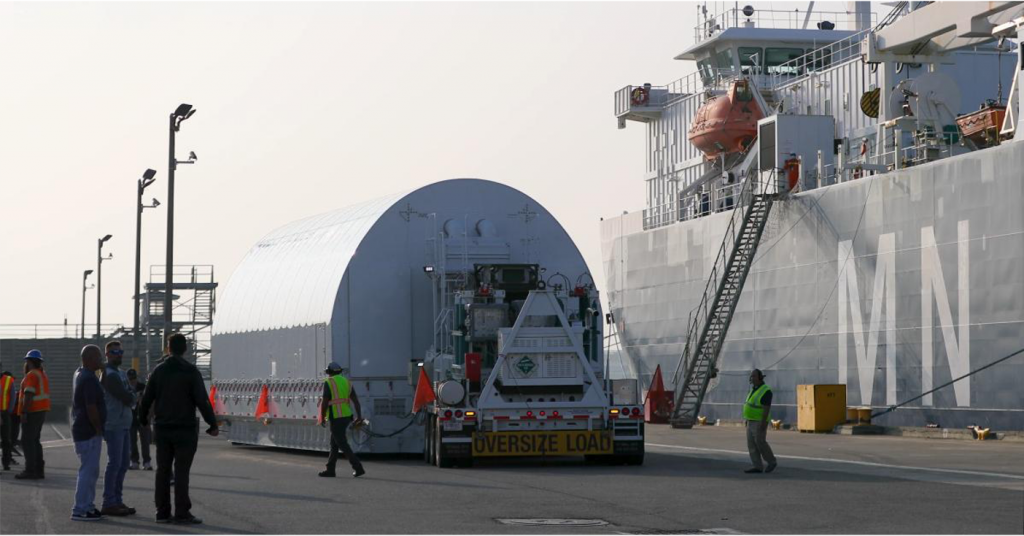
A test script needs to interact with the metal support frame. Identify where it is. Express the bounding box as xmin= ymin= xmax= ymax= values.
xmin=476 ymin=291 xmax=607 ymax=411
